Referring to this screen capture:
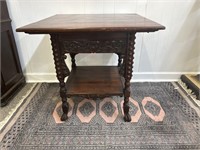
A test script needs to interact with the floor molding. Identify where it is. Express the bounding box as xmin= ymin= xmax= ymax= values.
xmin=25 ymin=72 xmax=200 ymax=83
